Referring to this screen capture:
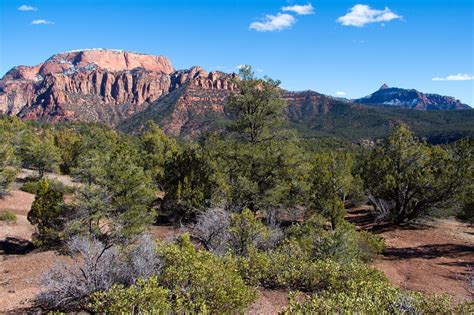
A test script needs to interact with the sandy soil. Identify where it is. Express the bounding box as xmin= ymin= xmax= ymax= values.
xmin=373 ymin=218 xmax=473 ymax=303
xmin=0 ymin=191 xmax=36 ymax=242
xmin=246 ymin=289 xmax=289 ymax=315
xmin=348 ymin=207 xmax=474 ymax=303
xmin=17 ymin=169 xmax=81 ymax=188
xmin=0 ymin=251 xmax=60 ymax=312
